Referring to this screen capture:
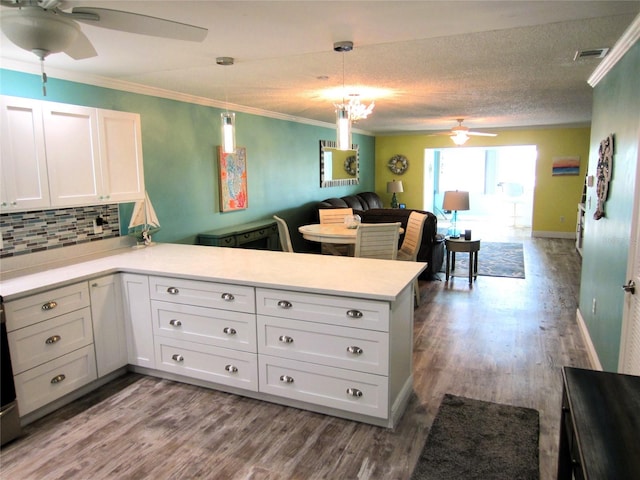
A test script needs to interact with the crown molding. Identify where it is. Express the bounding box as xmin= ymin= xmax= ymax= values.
xmin=588 ymin=13 xmax=640 ymax=87
xmin=0 ymin=58 xmax=373 ymax=136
